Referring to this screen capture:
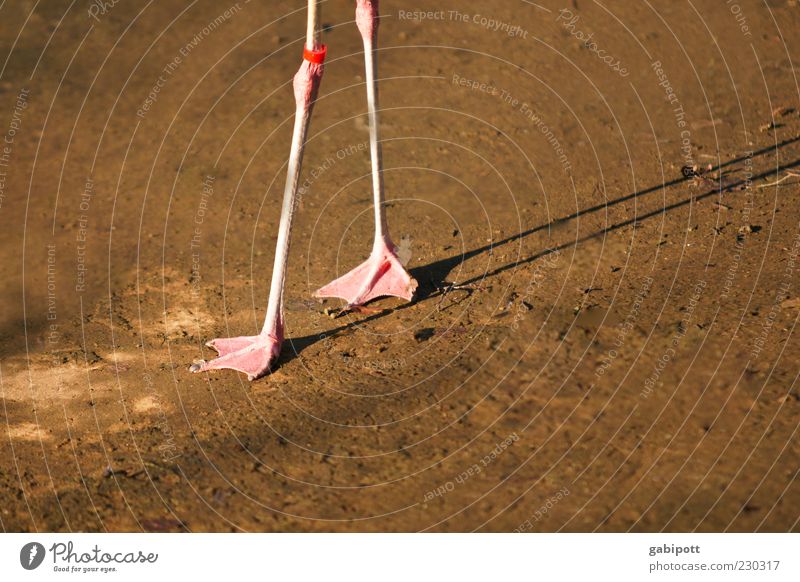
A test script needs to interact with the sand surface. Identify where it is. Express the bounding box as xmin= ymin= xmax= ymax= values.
xmin=0 ymin=0 xmax=799 ymax=531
